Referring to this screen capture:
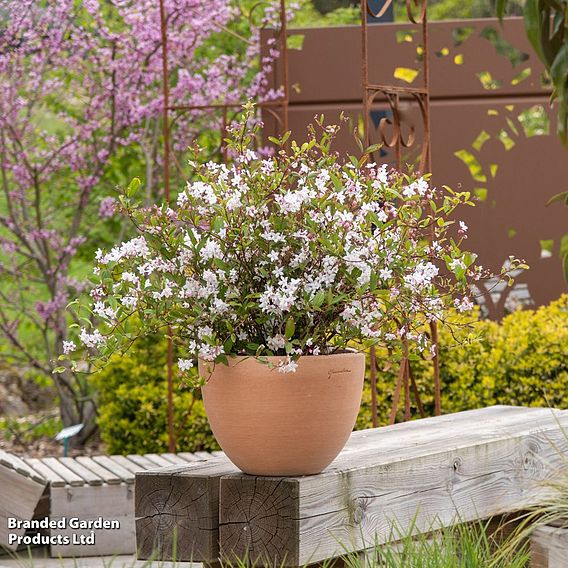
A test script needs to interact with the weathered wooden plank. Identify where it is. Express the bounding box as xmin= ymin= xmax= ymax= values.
xmin=531 ymin=525 xmax=568 ymax=568
xmin=135 ymin=456 xmax=238 ymax=562
xmin=23 ymin=458 xmax=66 ymax=488
xmin=110 ymin=455 xmax=148 ymax=473
xmin=0 ymin=450 xmax=46 ymax=484
xmin=0 ymin=465 xmax=47 ymax=550
xmin=92 ymin=455 xmax=135 ymax=484
xmin=193 ymin=451 xmax=214 ymax=460
xmin=212 ymin=451 xmax=225 ymax=458
xmin=40 ymin=457 xmax=85 ymax=487
xmin=219 ymin=407 xmax=568 ymax=566
xmin=74 ymin=456 xmax=122 ymax=485
xmin=58 ymin=457 xmax=104 ymax=486
xmin=160 ymin=453 xmax=188 ymax=465
xmin=50 ymin=484 xmax=135 ymax=557
xmin=127 ymin=454 xmax=159 ymax=470
xmin=177 ymin=452 xmax=201 ymax=462
xmin=143 ymin=453 xmax=174 ymax=468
